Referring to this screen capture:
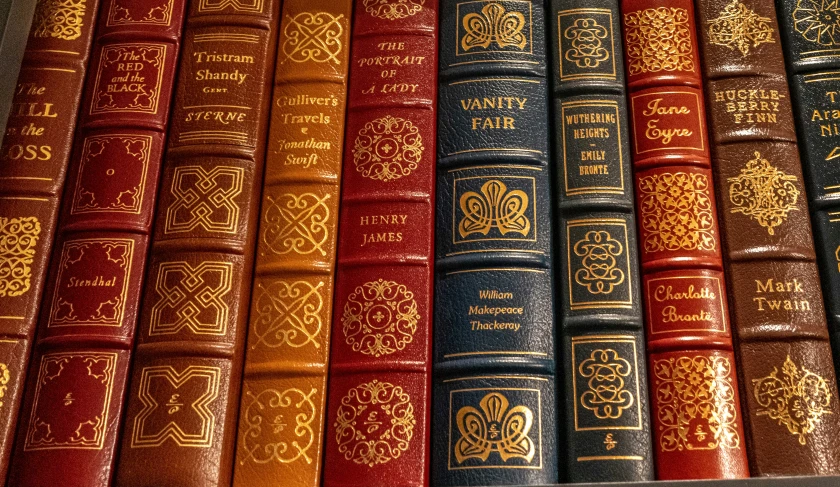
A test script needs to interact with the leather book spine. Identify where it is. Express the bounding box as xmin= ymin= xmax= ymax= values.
xmin=113 ymin=1 xmax=279 ymax=485
xmin=0 ymin=0 xmax=102 ymax=480
xmin=322 ymin=2 xmax=437 ymax=485
xmin=6 ymin=0 xmax=187 ymax=485
xmin=698 ymin=0 xmax=840 ymax=476
xmin=432 ymin=1 xmax=558 ymax=485
xmin=550 ymin=0 xmax=653 ymax=482
xmin=231 ymin=0 xmax=351 ymax=485
xmin=619 ymin=0 xmax=749 ymax=479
